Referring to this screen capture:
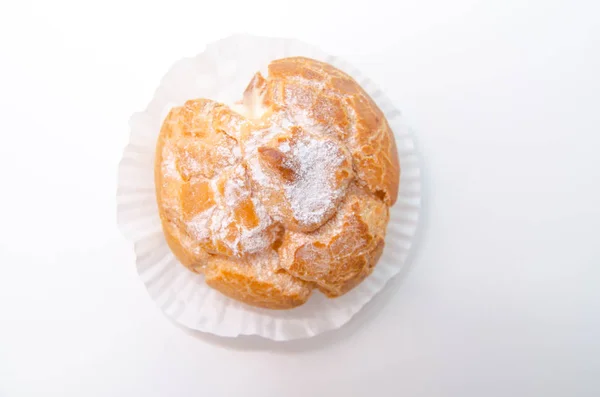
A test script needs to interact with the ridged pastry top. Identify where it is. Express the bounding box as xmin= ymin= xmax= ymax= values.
xmin=155 ymin=57 xmax=399 ymax=309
